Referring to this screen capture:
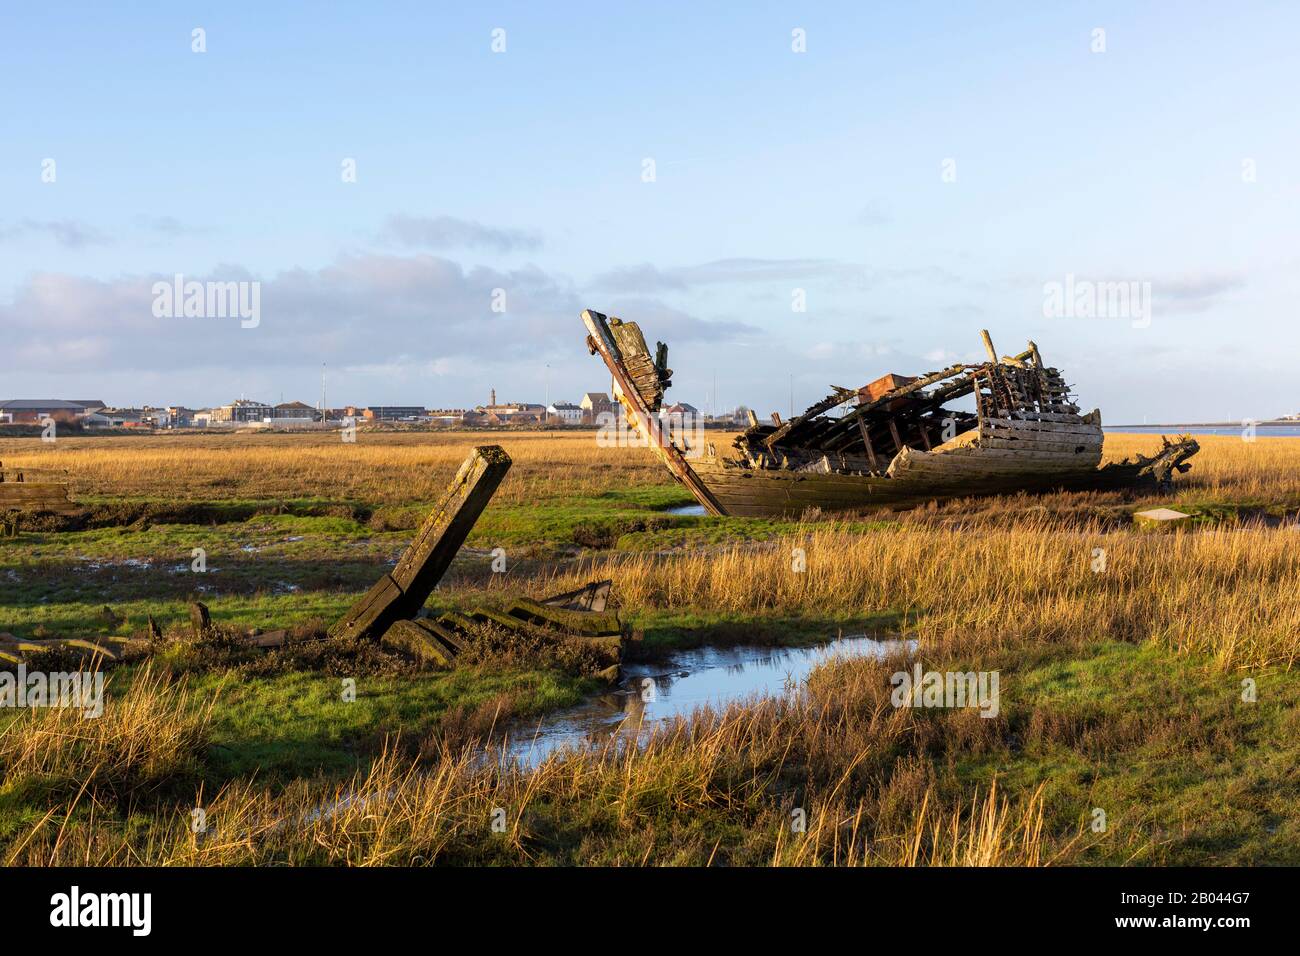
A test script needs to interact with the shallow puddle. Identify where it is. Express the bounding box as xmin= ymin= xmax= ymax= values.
xmin=300 ymin=635 xmax=915 ymax=828
xmin=663 ymin=504 xmax=707 ymax=516
xmin=504 ymin=634 xmax=914 ymax=767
